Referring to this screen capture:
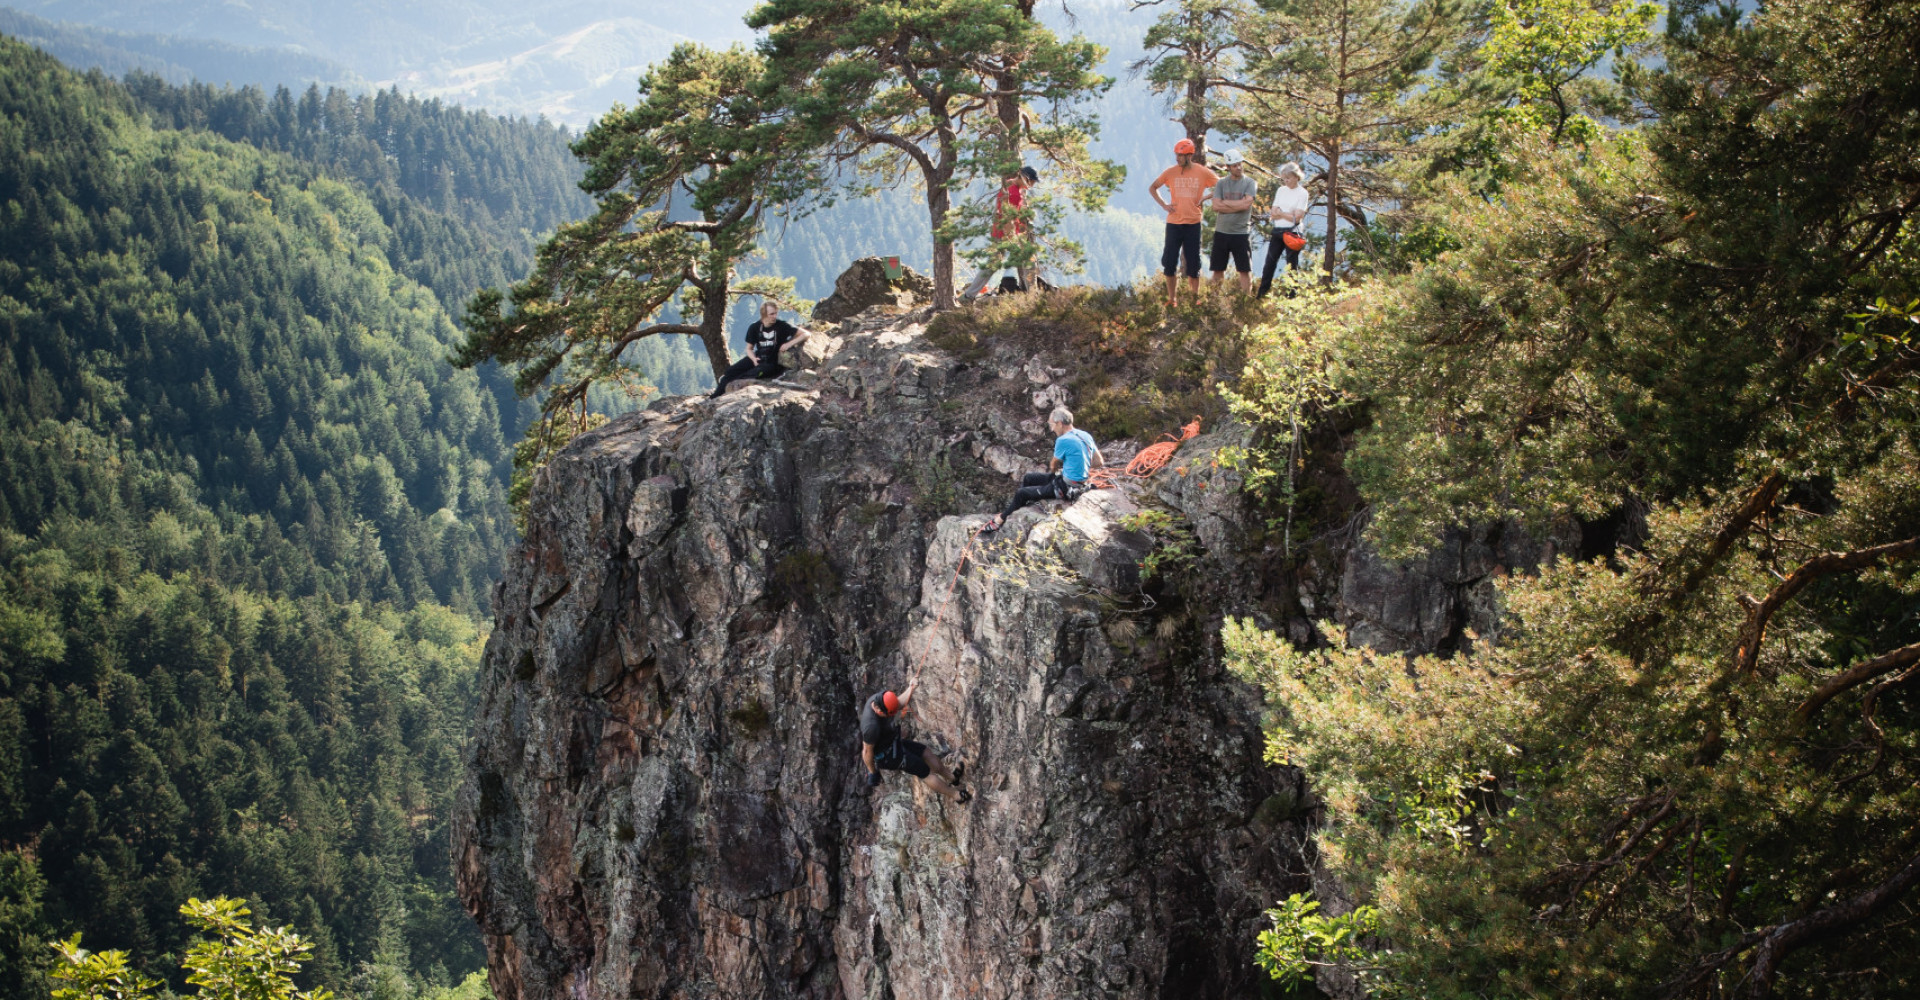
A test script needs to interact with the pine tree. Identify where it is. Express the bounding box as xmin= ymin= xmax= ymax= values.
xmin=1223 ymin=0 xmax=1466 ymax=275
